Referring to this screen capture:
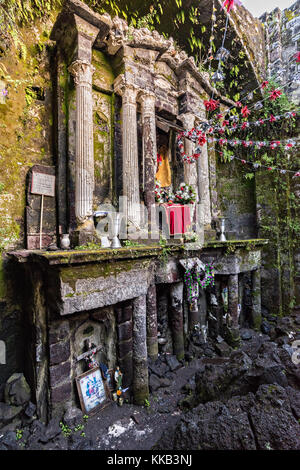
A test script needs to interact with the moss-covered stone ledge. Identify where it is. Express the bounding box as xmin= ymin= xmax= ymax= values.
xmin=204 ymin=239 xmax=269 ymax=250
xmin=201 ymin=239 xmax=269 ymax=275
xmin=8 ymin=245 xmax=181 ymax=267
